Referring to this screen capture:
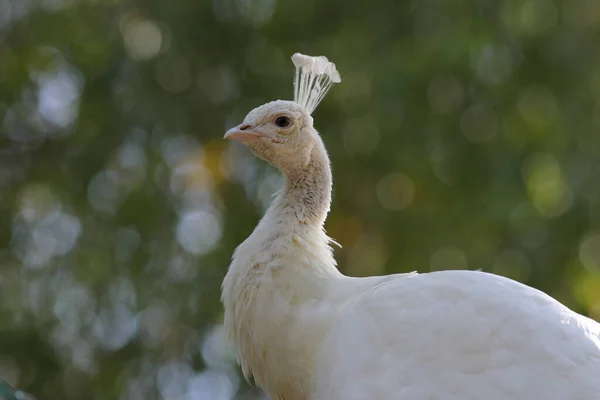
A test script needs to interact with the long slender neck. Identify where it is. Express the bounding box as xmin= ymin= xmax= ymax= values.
xmin=222 ymin=137 xmax=338 ymax=400
xmin=271 ymin=140 xmax=332 ymax=228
